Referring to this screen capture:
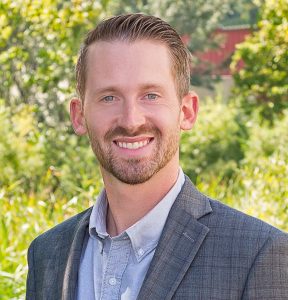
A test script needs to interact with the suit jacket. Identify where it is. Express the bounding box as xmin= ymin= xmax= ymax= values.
xmin=26 ymin=176 xmax=288 ymax=299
